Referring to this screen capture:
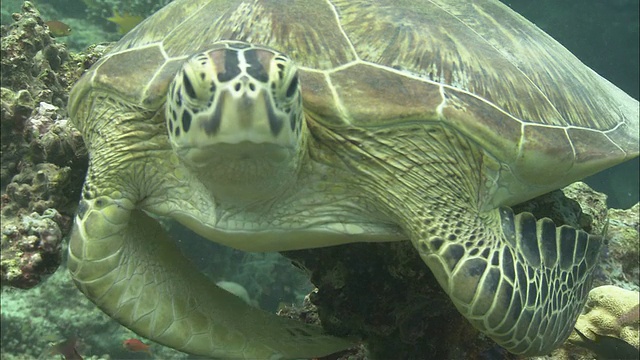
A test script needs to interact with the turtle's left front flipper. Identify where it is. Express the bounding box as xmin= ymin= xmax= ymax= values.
xmin=416 ymin=206 xmax=602 ymax=356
